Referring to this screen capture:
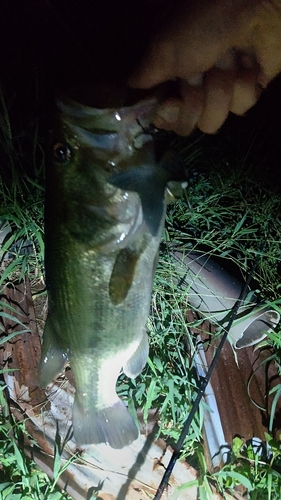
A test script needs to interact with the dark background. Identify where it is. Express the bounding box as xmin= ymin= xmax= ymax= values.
xmin=0 ymin=0 xmax=281 ymax=191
